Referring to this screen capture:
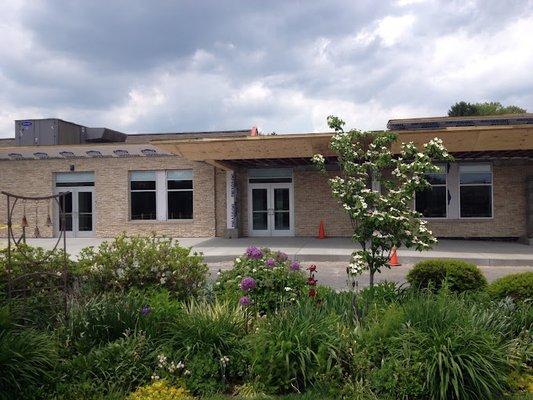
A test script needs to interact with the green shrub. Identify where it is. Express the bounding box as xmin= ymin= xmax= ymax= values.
xmin=407 ymin=259 xmax=487 ymax=292
xmin=214 ymin=247 xmax=307 ymax=313
xmin=361 ymin=292 xmax=512 ymax=399
xmin=487 ymin=272 xmax=533 ymax=301
xmin=0 ymin=327 xmax=58 ymax=399
xmin=248 ymin=301 xmax=342 ymax=394
xmin=160 ymin=300 xmax=248 ymax=395
xmin=78 ymin=234 xmax=208 ymax=298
